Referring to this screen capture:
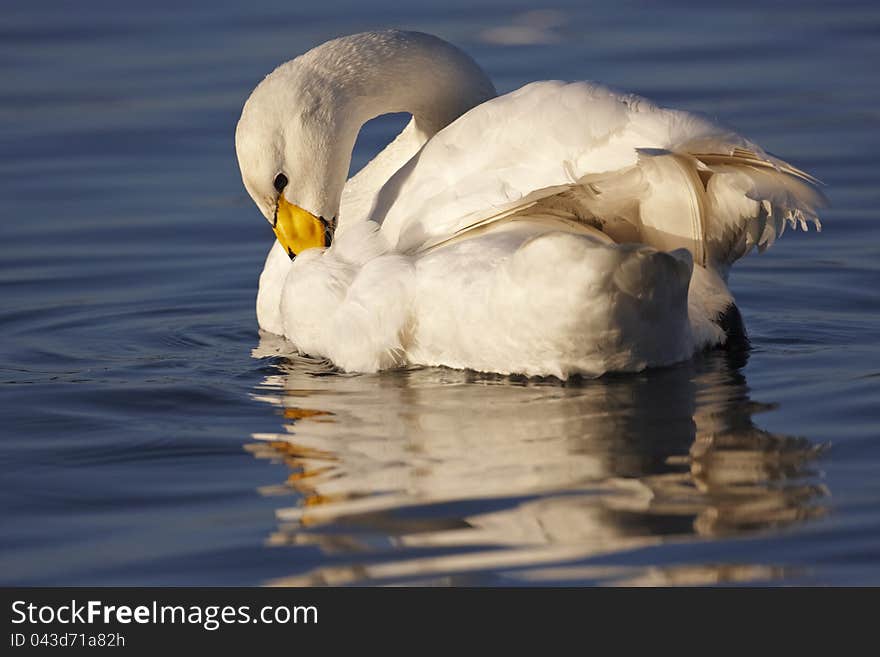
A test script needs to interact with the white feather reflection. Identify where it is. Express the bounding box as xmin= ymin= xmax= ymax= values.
xmin=248 ymin=335 xmax=826 ymax=586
